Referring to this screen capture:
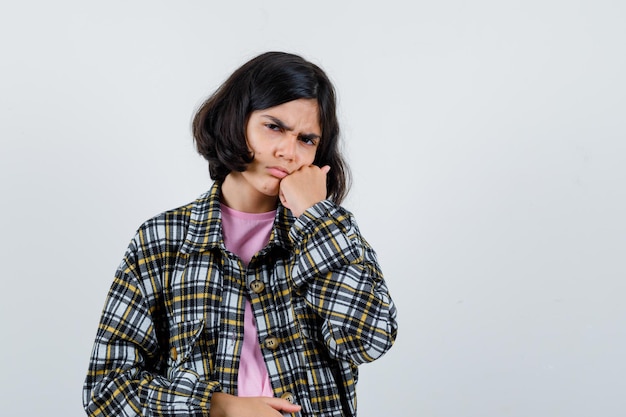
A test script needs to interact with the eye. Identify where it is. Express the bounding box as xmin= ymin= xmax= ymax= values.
xmin=299 ymin=135 xmax=320 ymax=146
xmin=265 ymin=123 xmax=282 ymax=132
